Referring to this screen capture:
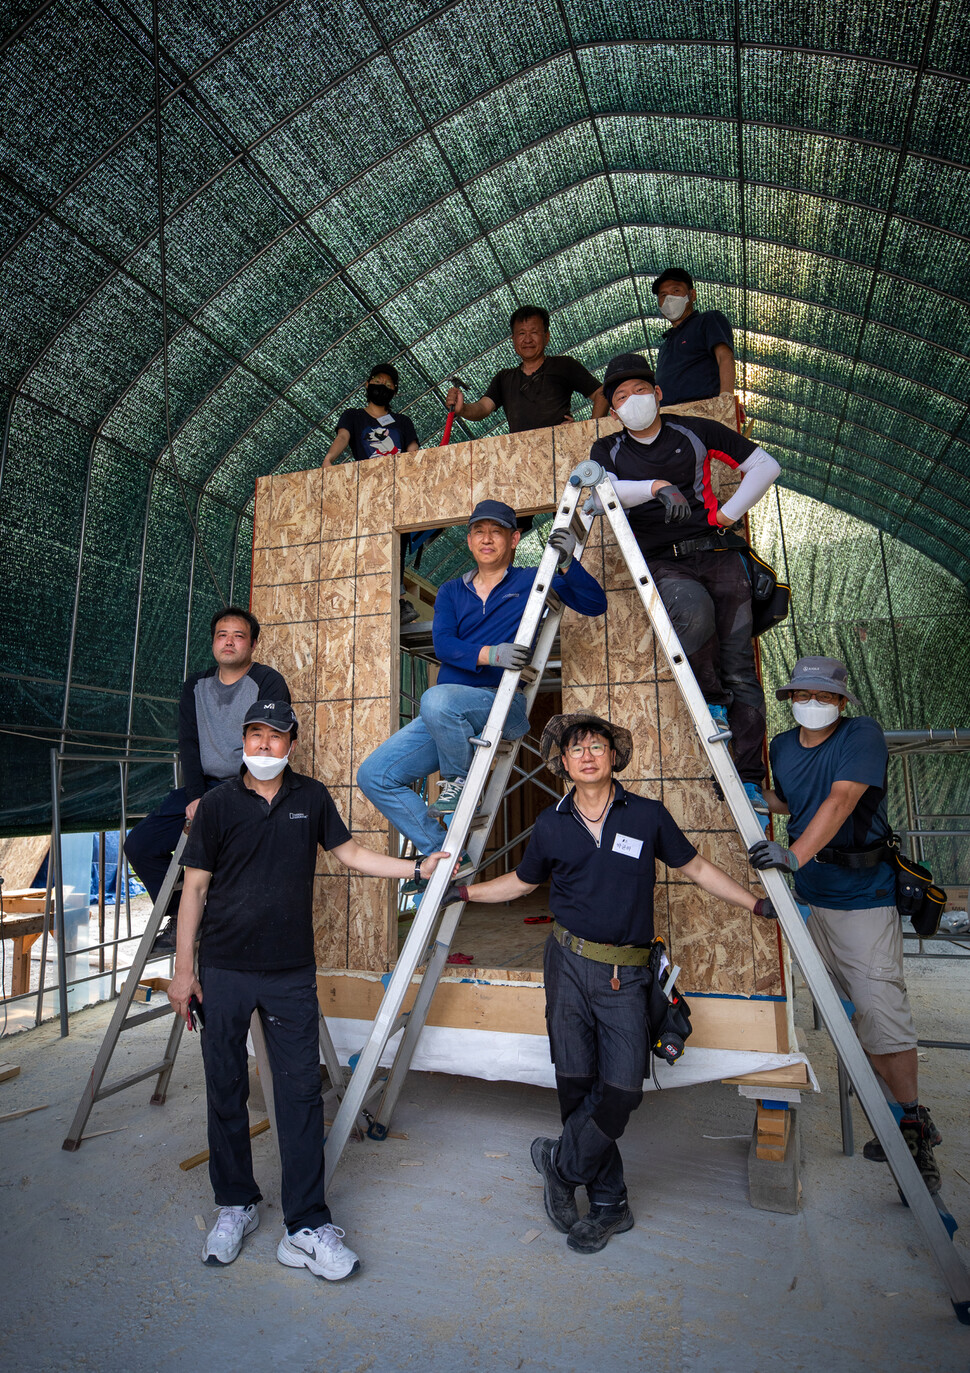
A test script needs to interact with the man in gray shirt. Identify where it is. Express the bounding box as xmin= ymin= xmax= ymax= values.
xmin=123 ymin=606 xmax=289 ymax=954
